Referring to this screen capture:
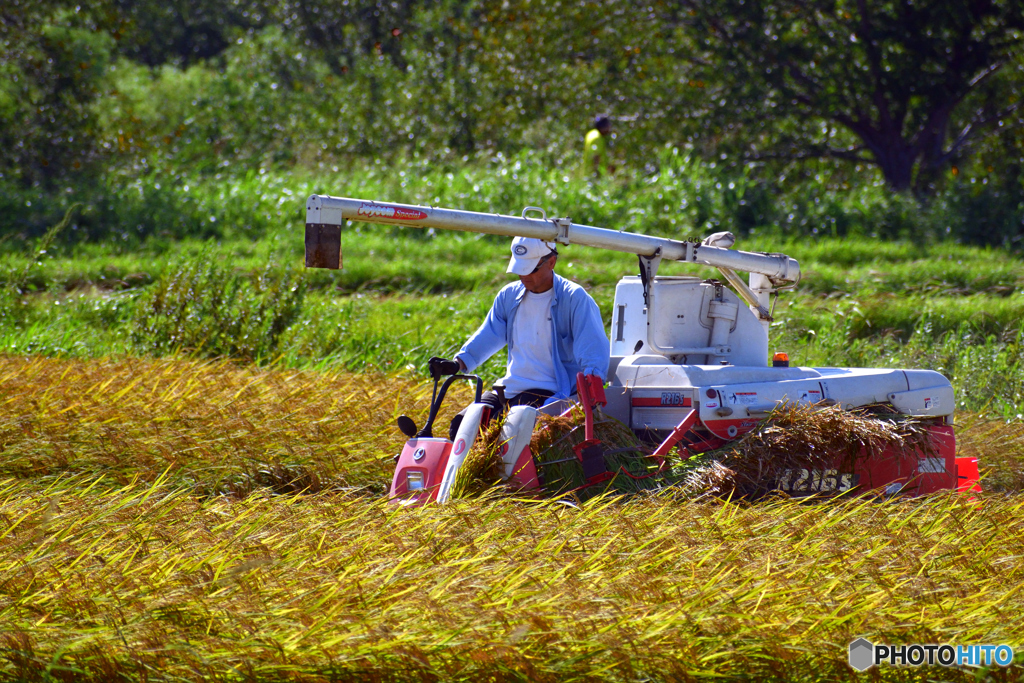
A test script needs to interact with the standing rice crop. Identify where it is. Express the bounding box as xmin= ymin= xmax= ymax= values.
xmin=0 ymin=355 xmax=1021 ymax=680
xmin=1 ymin=477 xmax=1021 ymax=681
xmin=0 ymin=354 xmax=470 ymax=496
